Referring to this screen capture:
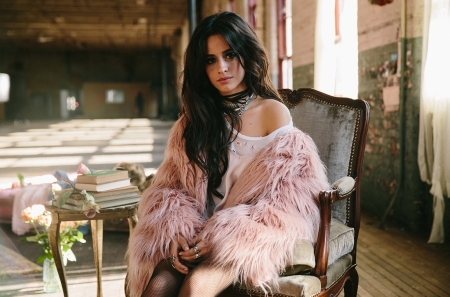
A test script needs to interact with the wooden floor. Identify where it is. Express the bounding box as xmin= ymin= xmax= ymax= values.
xmin=339 ymin=213 xmax=450 ymax=297
xmin=1 ymin=212 xmax=449 ymax=297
